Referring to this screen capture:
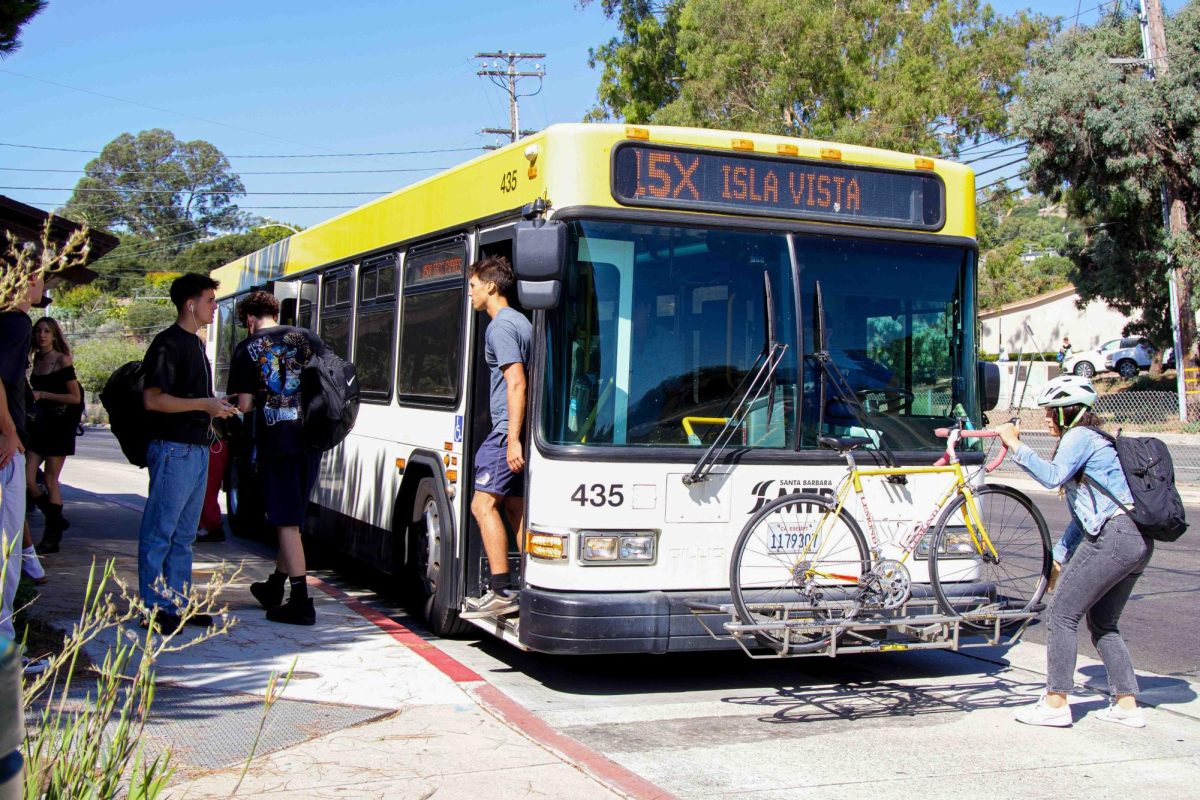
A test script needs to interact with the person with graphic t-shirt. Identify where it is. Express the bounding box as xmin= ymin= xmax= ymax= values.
xmin=228 ymin=290 xmax=328 ymax=625
xmin=139 ymin=273 xmax=238 ymax=634
xmin=460 ymin=255 xmax=531 ymax=619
